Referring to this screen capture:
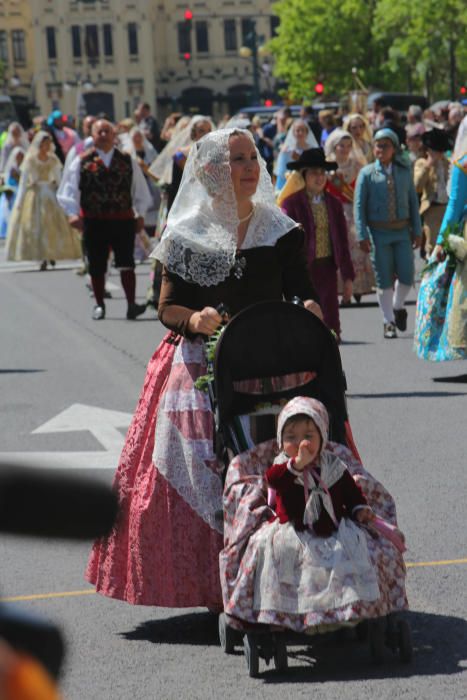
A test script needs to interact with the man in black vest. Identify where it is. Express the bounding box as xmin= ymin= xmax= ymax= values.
xmin=58 ymin=119 xmax=152 ymax=320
